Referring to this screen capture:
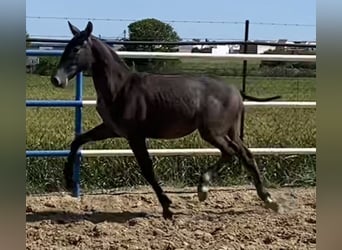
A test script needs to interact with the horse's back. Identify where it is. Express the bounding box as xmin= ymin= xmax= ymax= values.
xmin=143 ymin=73 xmax=239 ymax=101
xmin=139 ymin=73 xmax=243 ymax=122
